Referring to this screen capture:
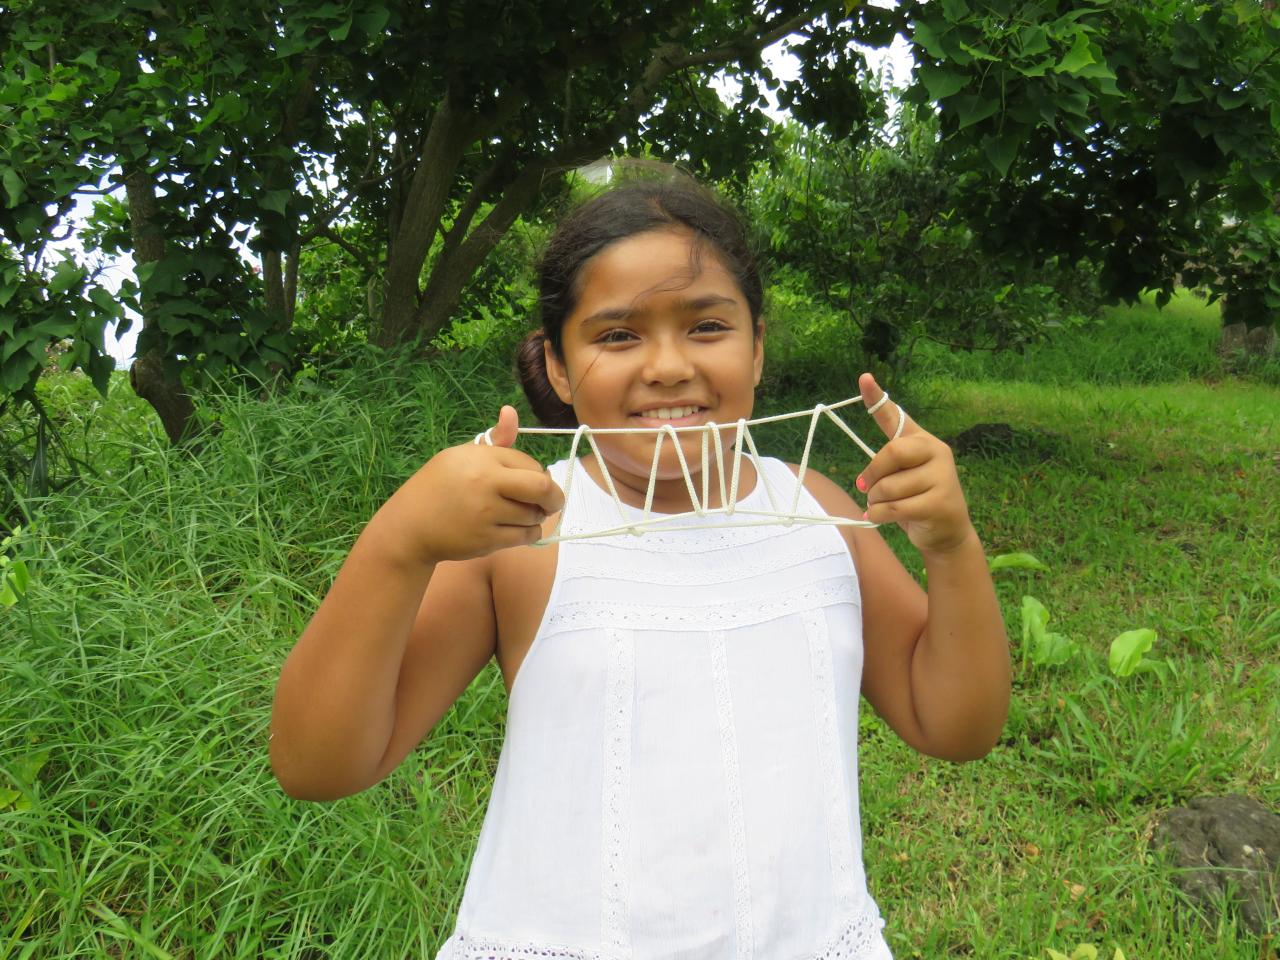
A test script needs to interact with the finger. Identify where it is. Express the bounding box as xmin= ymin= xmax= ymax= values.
xmin=494 ymin=521 xmax=546 ymax=550
xmin=858 ymin=372 xmax=917 ymax=440
xmin=497 ymin=467 xmax=565 ymax=515
xmin=855 ymin=435 xmax=932 ymax=493
xmin=862 ymin=463 xmax=934 ymax=508
xmin=489 ymin=405 xmax=519 ymax=448
xmin=864 ymin=490 xmax=934 ymax=526
xmin=489 ymin=445 xmax=546 ymax=474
